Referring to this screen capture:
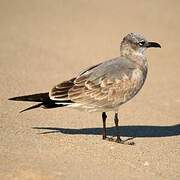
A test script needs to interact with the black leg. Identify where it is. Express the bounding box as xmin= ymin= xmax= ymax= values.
xmin=102 ymin=112 xmax=107 ymax=139
xmin=114 ymin=112 xmax=122 ymax=142
xmin=114 ymin=113 xmax=135 ymax=145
